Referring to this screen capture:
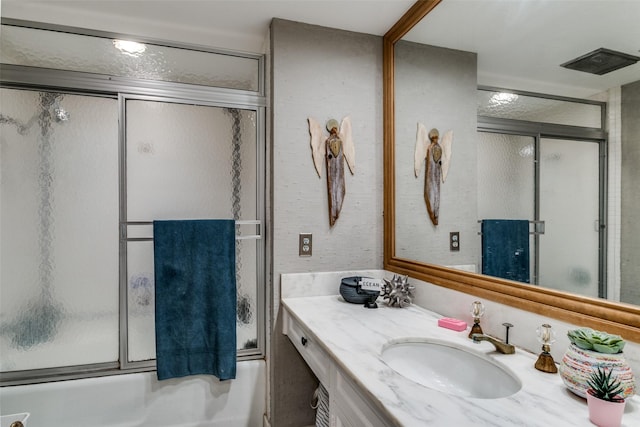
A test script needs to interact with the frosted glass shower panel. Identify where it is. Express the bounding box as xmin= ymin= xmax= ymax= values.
xmin=477 ymin=133 xmax=535 ymax=220
xmin=477 ymin=132 xmax=535 ymax=284
xmin=1 ymin=24 xmax=260 ymax=91
xmin=126 ymin=100 xmax=257 ymax=220
xmin=539 ymin=138 xmax=600 ymax=297
xmin=125 ymin=99 xmax=259 ymax=357
xmin=127 ymin=240 xmax=156 ymax=362
xmin=478 ymin=90 xmax=602 ymax=128
xmin=0 ymin=88 xmax=119 ymax=371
